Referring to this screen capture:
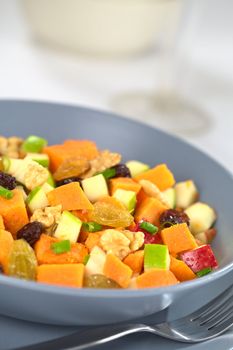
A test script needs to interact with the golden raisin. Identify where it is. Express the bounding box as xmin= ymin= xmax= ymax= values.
xmin=53 ymin=157 xmax=90 ymax=181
